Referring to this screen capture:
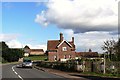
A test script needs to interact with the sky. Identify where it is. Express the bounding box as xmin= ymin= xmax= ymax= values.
xmin=1 ymin=0 xmax=119 ymax=53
